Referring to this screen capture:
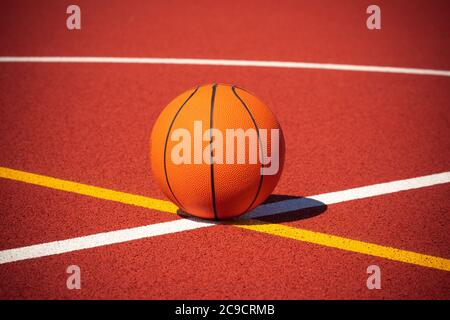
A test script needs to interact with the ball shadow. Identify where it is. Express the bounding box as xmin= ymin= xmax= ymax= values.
xmin=177 ymin=194 xmax=327 ymax=225
xmin=234 ymin=194 xmax=327 ymax=225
